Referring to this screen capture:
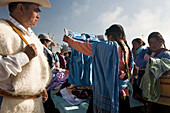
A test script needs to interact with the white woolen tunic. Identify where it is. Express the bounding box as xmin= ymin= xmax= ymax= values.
xmin=0 ymin=17 xmax=52 ymax=113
